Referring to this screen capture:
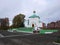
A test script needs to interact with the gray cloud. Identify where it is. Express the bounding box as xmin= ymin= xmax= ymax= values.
xmin=0 ymin=0 xmax=60 ymax=24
